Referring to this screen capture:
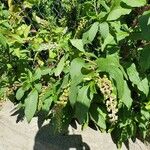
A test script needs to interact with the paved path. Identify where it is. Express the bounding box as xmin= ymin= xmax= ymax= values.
xmin=0 ymin=101 xmax=149 ymax=150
